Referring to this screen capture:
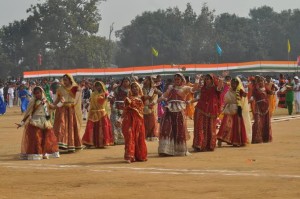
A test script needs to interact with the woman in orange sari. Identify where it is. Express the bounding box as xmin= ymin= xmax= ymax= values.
xmin=119 ymin=82 xmax=147 ymax=163
xmin=16 ymin=86 xmax=60 ymax=160
xmin=185 ymin=76 xmax=195 ymax=119
xmin=82 ymin=81 xmax=114 ymax=148
xmin=265 ymin=76 xmax=277 ymax=117
xmin=193 ymin=74 xmax=223 ymax=152
xmin=53 ymin=74 xmax=83 ymax=153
